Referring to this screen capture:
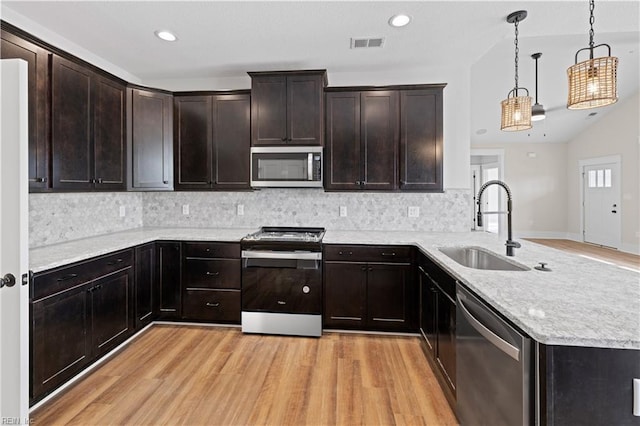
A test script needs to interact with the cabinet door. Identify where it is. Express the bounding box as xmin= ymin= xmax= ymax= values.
xmin=436 ymin=289 xmax=456 ymax=393
xmin=174 ymin=96 xmax=213 ymax=189
xmin=325 ymin=92 xmax=362 ymax=190
xmin=366 ymin=262 xmax=413 ymax=331
xmin=129 ymin=89 xmax=173 ymax=190
xmin=93 ymin=76 xmax=126 ymax=190
xmin=361 ymin=91 xmax=399 ymax=190
xmin=287 ymin=74 xmax=323 ymax=145
xmin=213 ymin=94 xmax=250 ymax=189
xmin=51 ymin=56 xmax=94 ymax=190
xmin=31 ymin=284 xmax=90 ymax=400
xmin=90 ymin=267 xmax=133 ymax=358
xmin=0 ymin=30 xmax=51 ymax=191
xmin=135 ymin=243 xmax=155 ymax=329
xmin=323 ymin=262 xmax=367 ymax=329
xmin=419 ymin=266 xmax=438 ymax=355
xmin=251 ymin=75 xmax=287 ymax=145
xmin=156 ymin=242 xmax=181 ymax=319
xmin=399 ymin=89 xmax=443 ymax=191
